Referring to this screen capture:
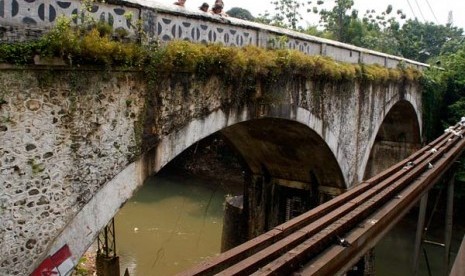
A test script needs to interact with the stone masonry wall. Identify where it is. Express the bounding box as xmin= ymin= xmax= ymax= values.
xmin=0 ymin=65 xmax=422 ymax=275
xmin=0 ymin=67 xmax=249 ymax=275
xmin=0 ymin=68 xmax=147 ymax=275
